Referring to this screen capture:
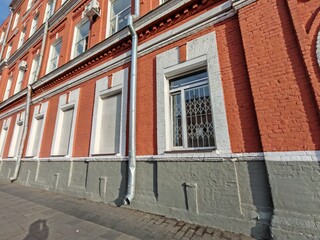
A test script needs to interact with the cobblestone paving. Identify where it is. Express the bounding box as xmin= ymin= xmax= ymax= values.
xmin=0 ymin=183 xmax=254 ymax=240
